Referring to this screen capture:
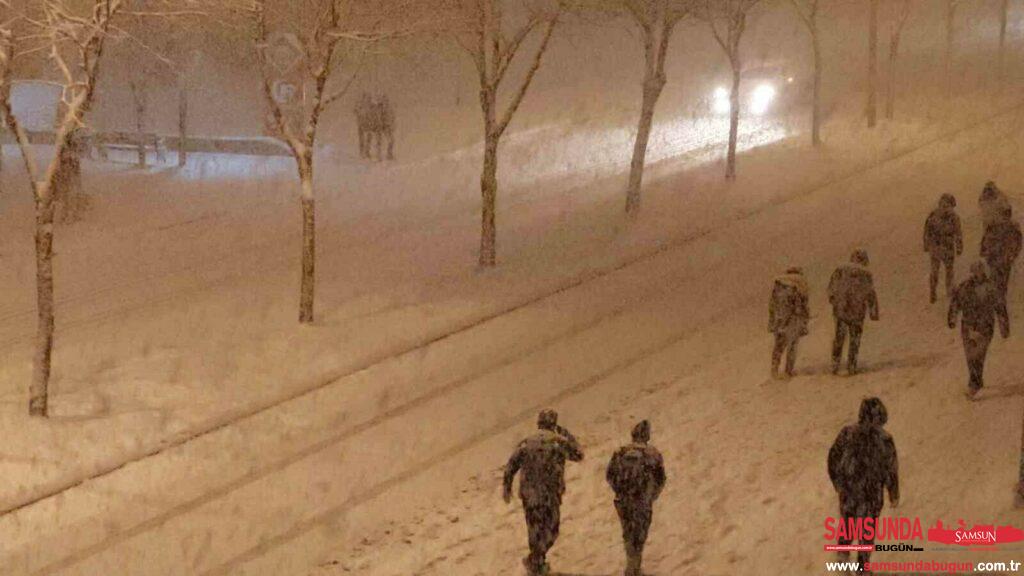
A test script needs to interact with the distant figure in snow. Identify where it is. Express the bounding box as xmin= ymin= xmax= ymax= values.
xmin=949 ymin=261 xmax=1010 ymax=400
xmin=504 ymin=409 xmax=584 ymax=576
xmin=606 ymin=420 xmax=666 ymax=576
xmin=828 ymin=397 xmax=900 ymax=569
xmin=354 ymin=91 xmax=395 ymax=161
xmin=768 ymin=266 xmax=810 ymax=379
xmin=828 ymin=249 xmax=880 ymax=375
xmin=979 ymin=180 xmax=1011 ymax=226
xmin=981 ymin=205 xmax=1022 ymax=299
xmin=923 ymin=194 xmax=963 ymax=303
